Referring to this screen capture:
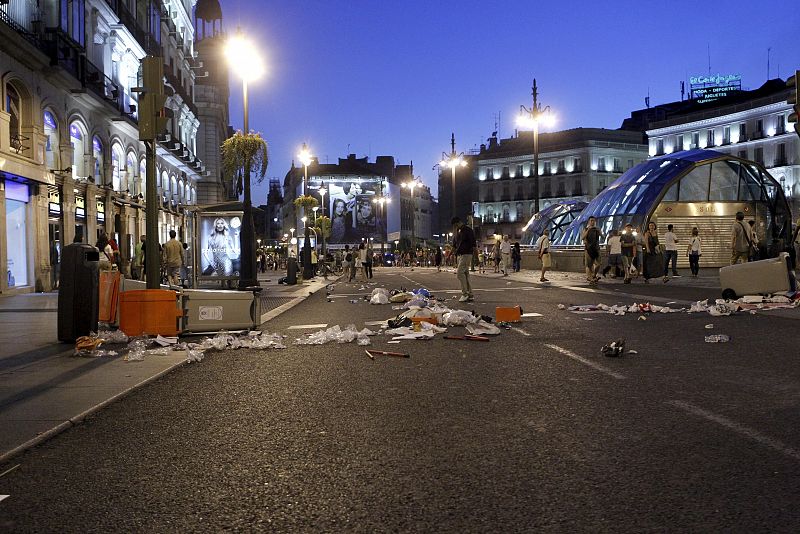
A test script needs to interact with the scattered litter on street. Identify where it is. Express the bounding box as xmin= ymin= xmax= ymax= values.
xmin=366 ymin=349 xmax=410 ymax=358
xmin=601 ymin=339 xmax=626 ymax=357
xmin=705 ymin=324 xmax=714 ymax=329
xmin=628 ymin=350 xmax=638 ymax=355
xmin=705 ymin=334 xmax=731 ymax=343
xmin=96 ymin=330 xmax=129 ymax=344
xmin=293 ymin=324 xmax=373 ymax=346
xmin=155 ymin=335 xmax=178 ymax=346
xmin=444 ymin=335 xmax=490 ymax=342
